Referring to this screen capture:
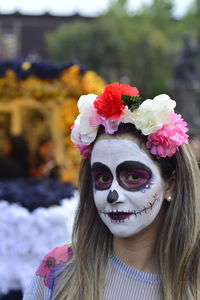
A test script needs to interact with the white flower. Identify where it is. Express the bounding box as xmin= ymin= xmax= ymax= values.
xmin=71 ymin=94 xmax=98 ymax=145
xmin=123 ymin=94 xmax=176 ymax=135
xmin=78 ymin=94 xmax=97 ymax=113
